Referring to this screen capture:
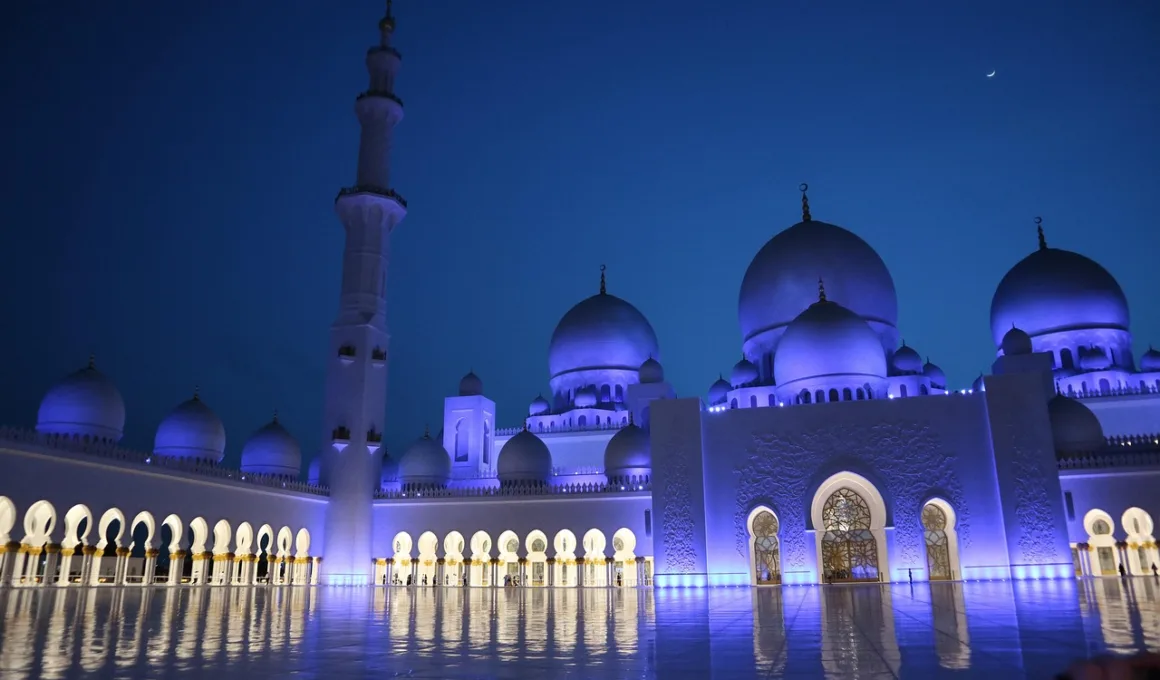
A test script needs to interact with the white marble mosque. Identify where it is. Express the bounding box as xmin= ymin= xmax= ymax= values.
xmin=1 ymin=4 xmax=1158 ymax=596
